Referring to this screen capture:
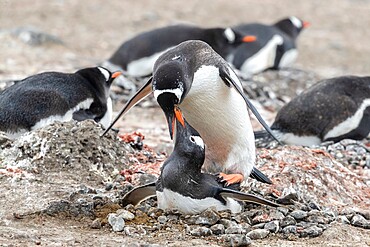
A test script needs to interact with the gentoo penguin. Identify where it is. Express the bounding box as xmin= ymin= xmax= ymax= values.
xmin=102 ymin=24 xmax=257 ymax=77
xmin=103 ymin=40 xmax=279 ymax=185
xmin=254 ymin=76 xmax=370 ymax=146
xmin=0 ymin=67 xmax=121 ymax=138
xmin=228 ymin=16 xmax=309 ymax=75
xmin=120 ymin=117 xmax=280 ymax=214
